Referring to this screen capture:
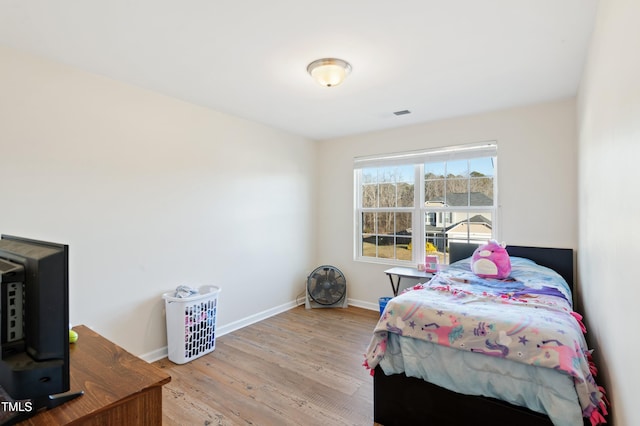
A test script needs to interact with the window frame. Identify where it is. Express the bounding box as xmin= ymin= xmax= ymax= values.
xmin=354 ymin=142 xmax=498 ymax=266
